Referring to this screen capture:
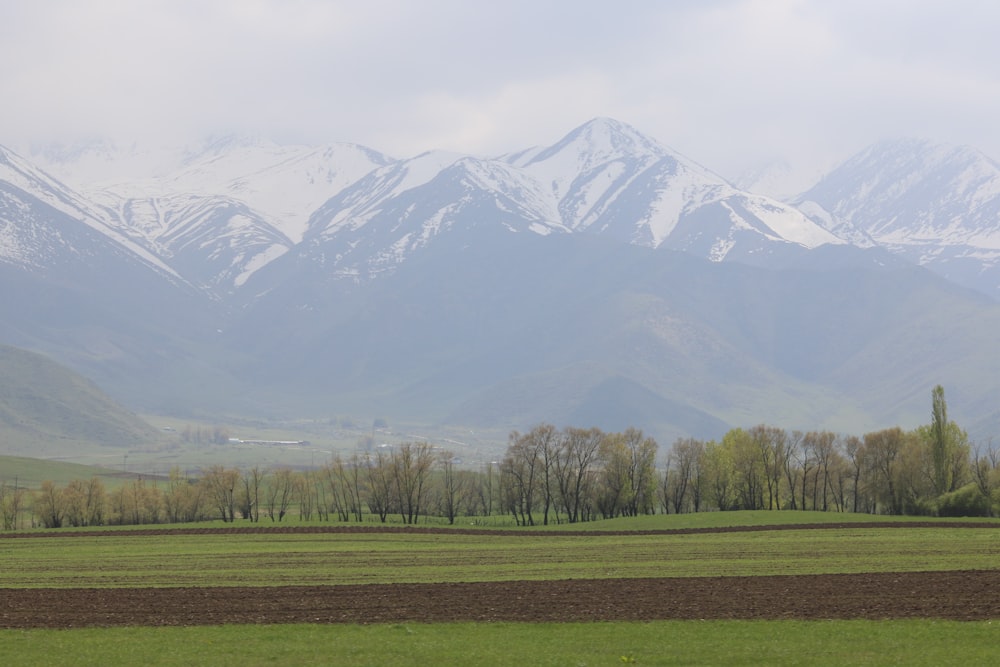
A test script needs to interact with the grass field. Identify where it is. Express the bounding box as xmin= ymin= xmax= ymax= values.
xmin=2 ymin=512 xmax=999 ymax=665
xmin=2 ymin=620 xmax=999 ymax=667
xmin=3 ymin=524 xmax=1000 ymax=588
